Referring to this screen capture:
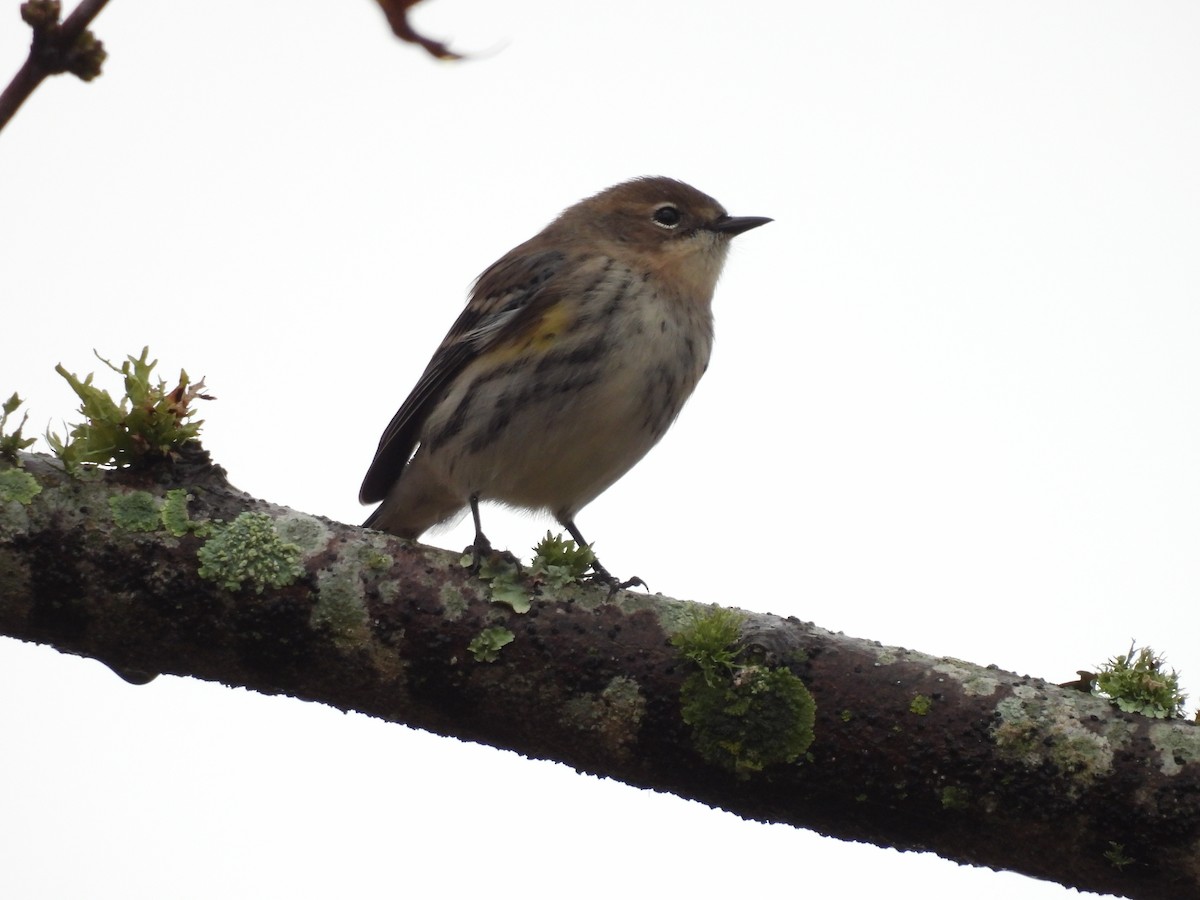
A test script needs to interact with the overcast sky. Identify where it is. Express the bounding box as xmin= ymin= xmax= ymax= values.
xmin=3 ymin=2 xmax=1199 ymax=897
